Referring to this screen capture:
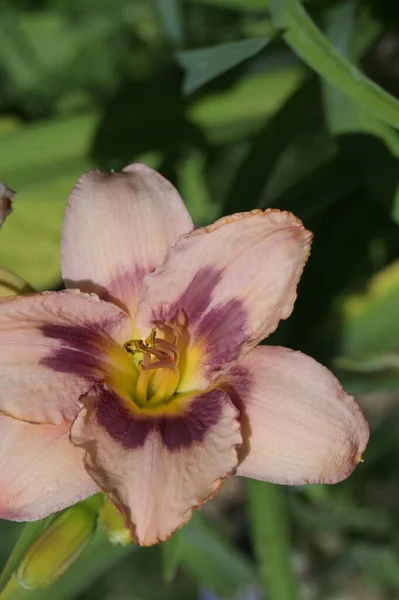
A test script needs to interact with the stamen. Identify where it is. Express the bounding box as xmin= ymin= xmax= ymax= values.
xmin=147 ymin=367 xmax=180 ymax=405
xmin=145 ymin=328 xmax=157 ymax=347
xmin=141 ymin=353 xmax=151 ymax=369
xmin=136 ymin=368 xmax=152 ymax=404
xmin=123 ymin=340 xmax=136 ymax=354
xmin=154 ymin=338 xmax=179 ymax=362
xmin=122 ymin=318 xmax=184 ymax=406
xmin=136 ymin=340 xmax=167 ymax=363
xmin=163 ymin=323 xmax=179 ymax=345
xmin=143 ymin=360 xmax=177 ymax=371
xmin=156 ymin=310 xmax=186 ymax=344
